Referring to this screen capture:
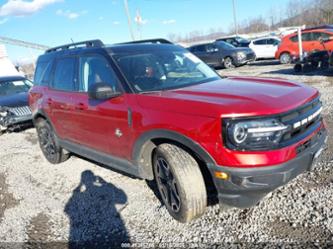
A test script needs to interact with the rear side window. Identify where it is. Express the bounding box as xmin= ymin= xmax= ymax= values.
xmin=34 ymin=60 xmax=53 ymax=86
xmin=193 ymin=45 xmax=206 ymax=52
xmin=253 ymin=39 xmax=266 ymax=45
xmin=312 ymin=32 xmax=330 ymax=40
xmin=53 ymin=57 xmax=76 ymax=91
xmin=290 ymin=35 xmax=298 ymax=42
xmin=78 ymin=55 xmax=120 ymax=92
